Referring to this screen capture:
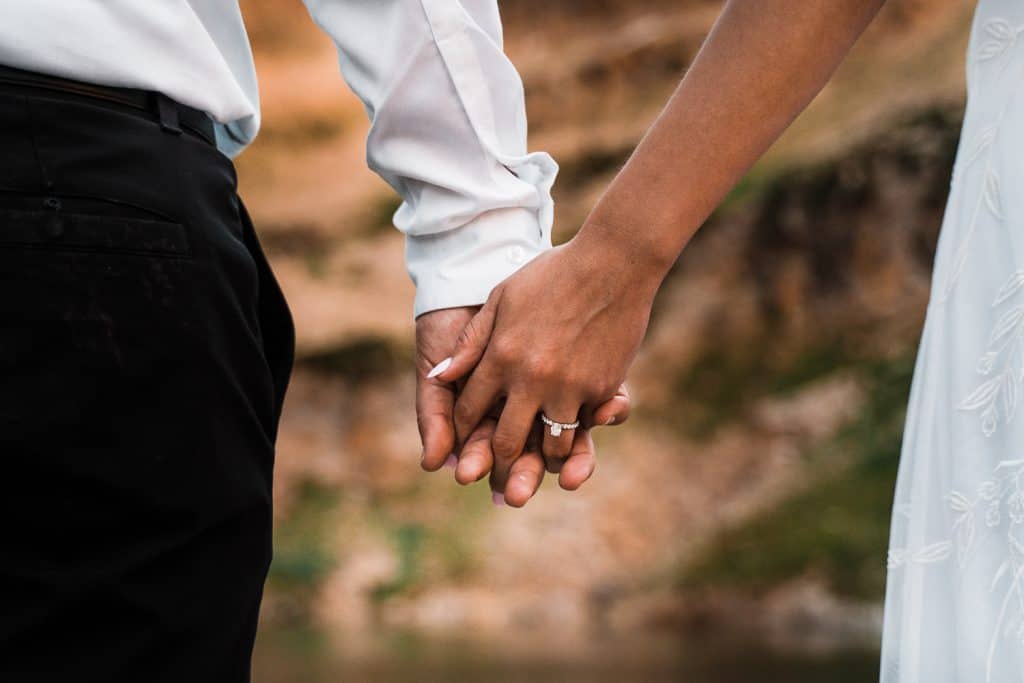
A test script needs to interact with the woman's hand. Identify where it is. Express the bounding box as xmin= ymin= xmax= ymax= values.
xmin=416 ymin=302 xmax=632 ymax=506
xmin=431 ymin=235 xmax=659 ymax=492
xmin=425 ymin=0 xmax=889 ymax=503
